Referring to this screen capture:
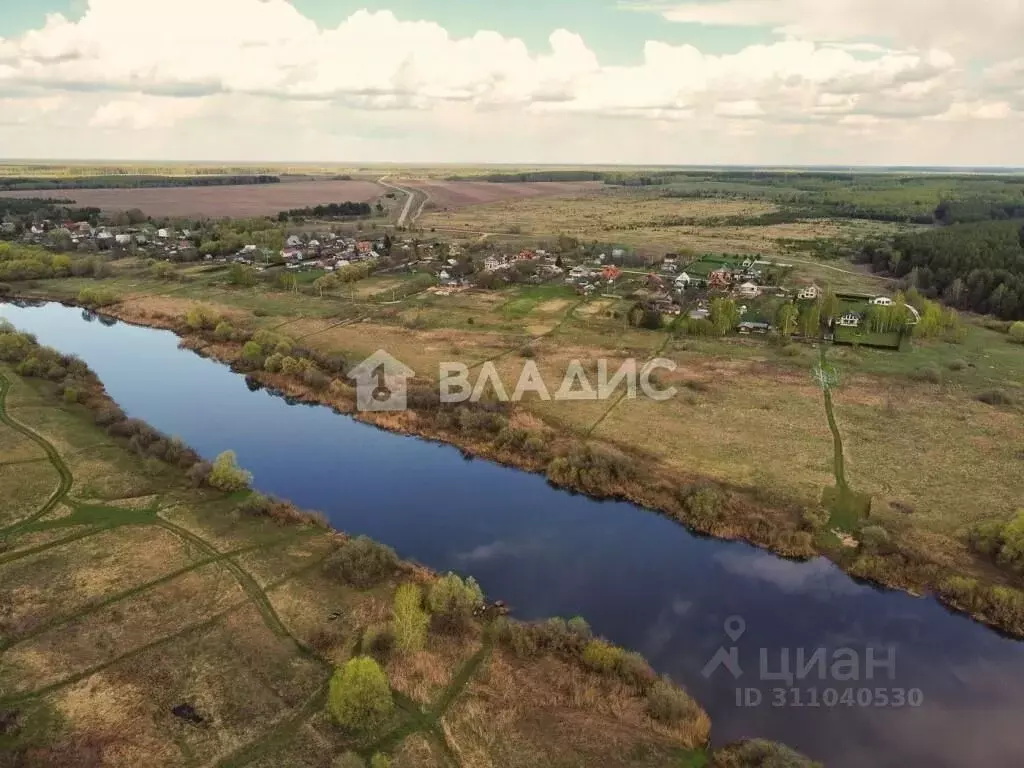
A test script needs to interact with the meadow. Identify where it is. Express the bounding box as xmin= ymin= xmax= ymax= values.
xmin=0 ymin=339 xmax=747 ymax=767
